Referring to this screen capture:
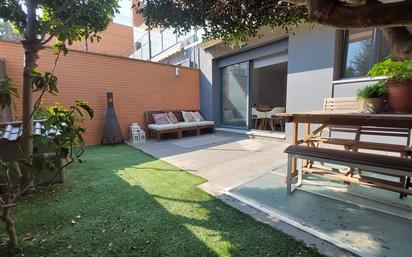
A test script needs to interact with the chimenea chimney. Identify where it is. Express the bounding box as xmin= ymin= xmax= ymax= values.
xmin=101 ymin=92 xmax=124 ymax=144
